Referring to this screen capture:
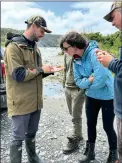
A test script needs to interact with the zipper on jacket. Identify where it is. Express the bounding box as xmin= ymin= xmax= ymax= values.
xmin=32 ymin=50 xmax=38 ymax=110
